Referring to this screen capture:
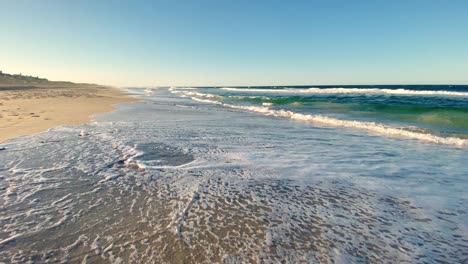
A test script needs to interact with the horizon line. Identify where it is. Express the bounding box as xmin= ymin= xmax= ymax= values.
xmin=122 ymin=83 xmax=468 ymax=88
